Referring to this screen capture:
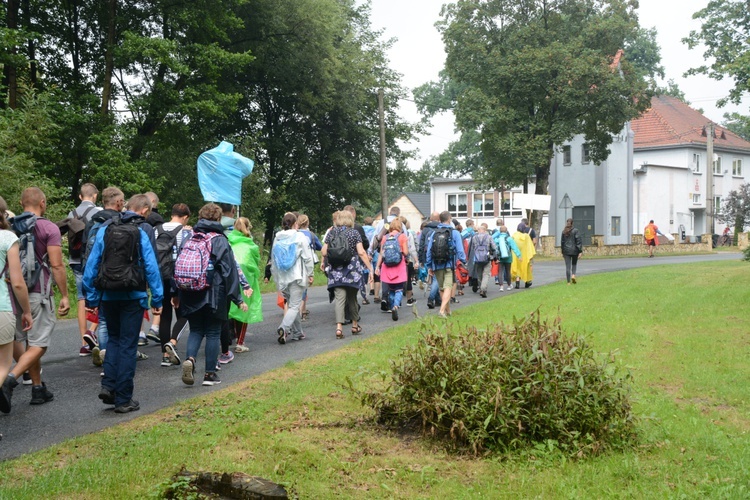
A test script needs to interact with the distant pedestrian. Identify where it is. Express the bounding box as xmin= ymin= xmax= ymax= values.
xmin=643 ymin=220 xmax=662 ymax=258
xmin=560 ymin=218 xmax=583 ymax=284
